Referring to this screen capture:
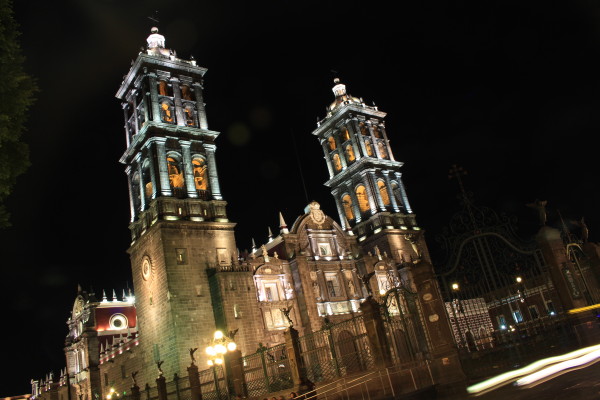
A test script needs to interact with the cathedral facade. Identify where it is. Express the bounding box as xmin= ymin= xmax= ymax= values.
xmin=32 ymin=28 xmax=459 ymax=400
